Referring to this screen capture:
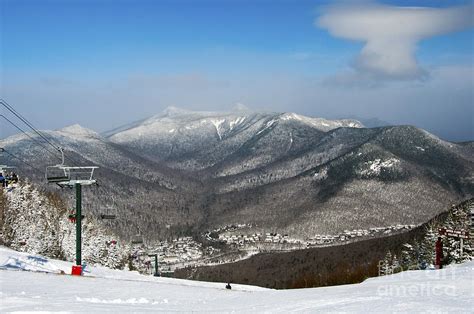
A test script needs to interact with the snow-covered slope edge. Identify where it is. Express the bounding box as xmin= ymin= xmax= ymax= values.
xmin=0 ymin=245 xmax=472 ymax=312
